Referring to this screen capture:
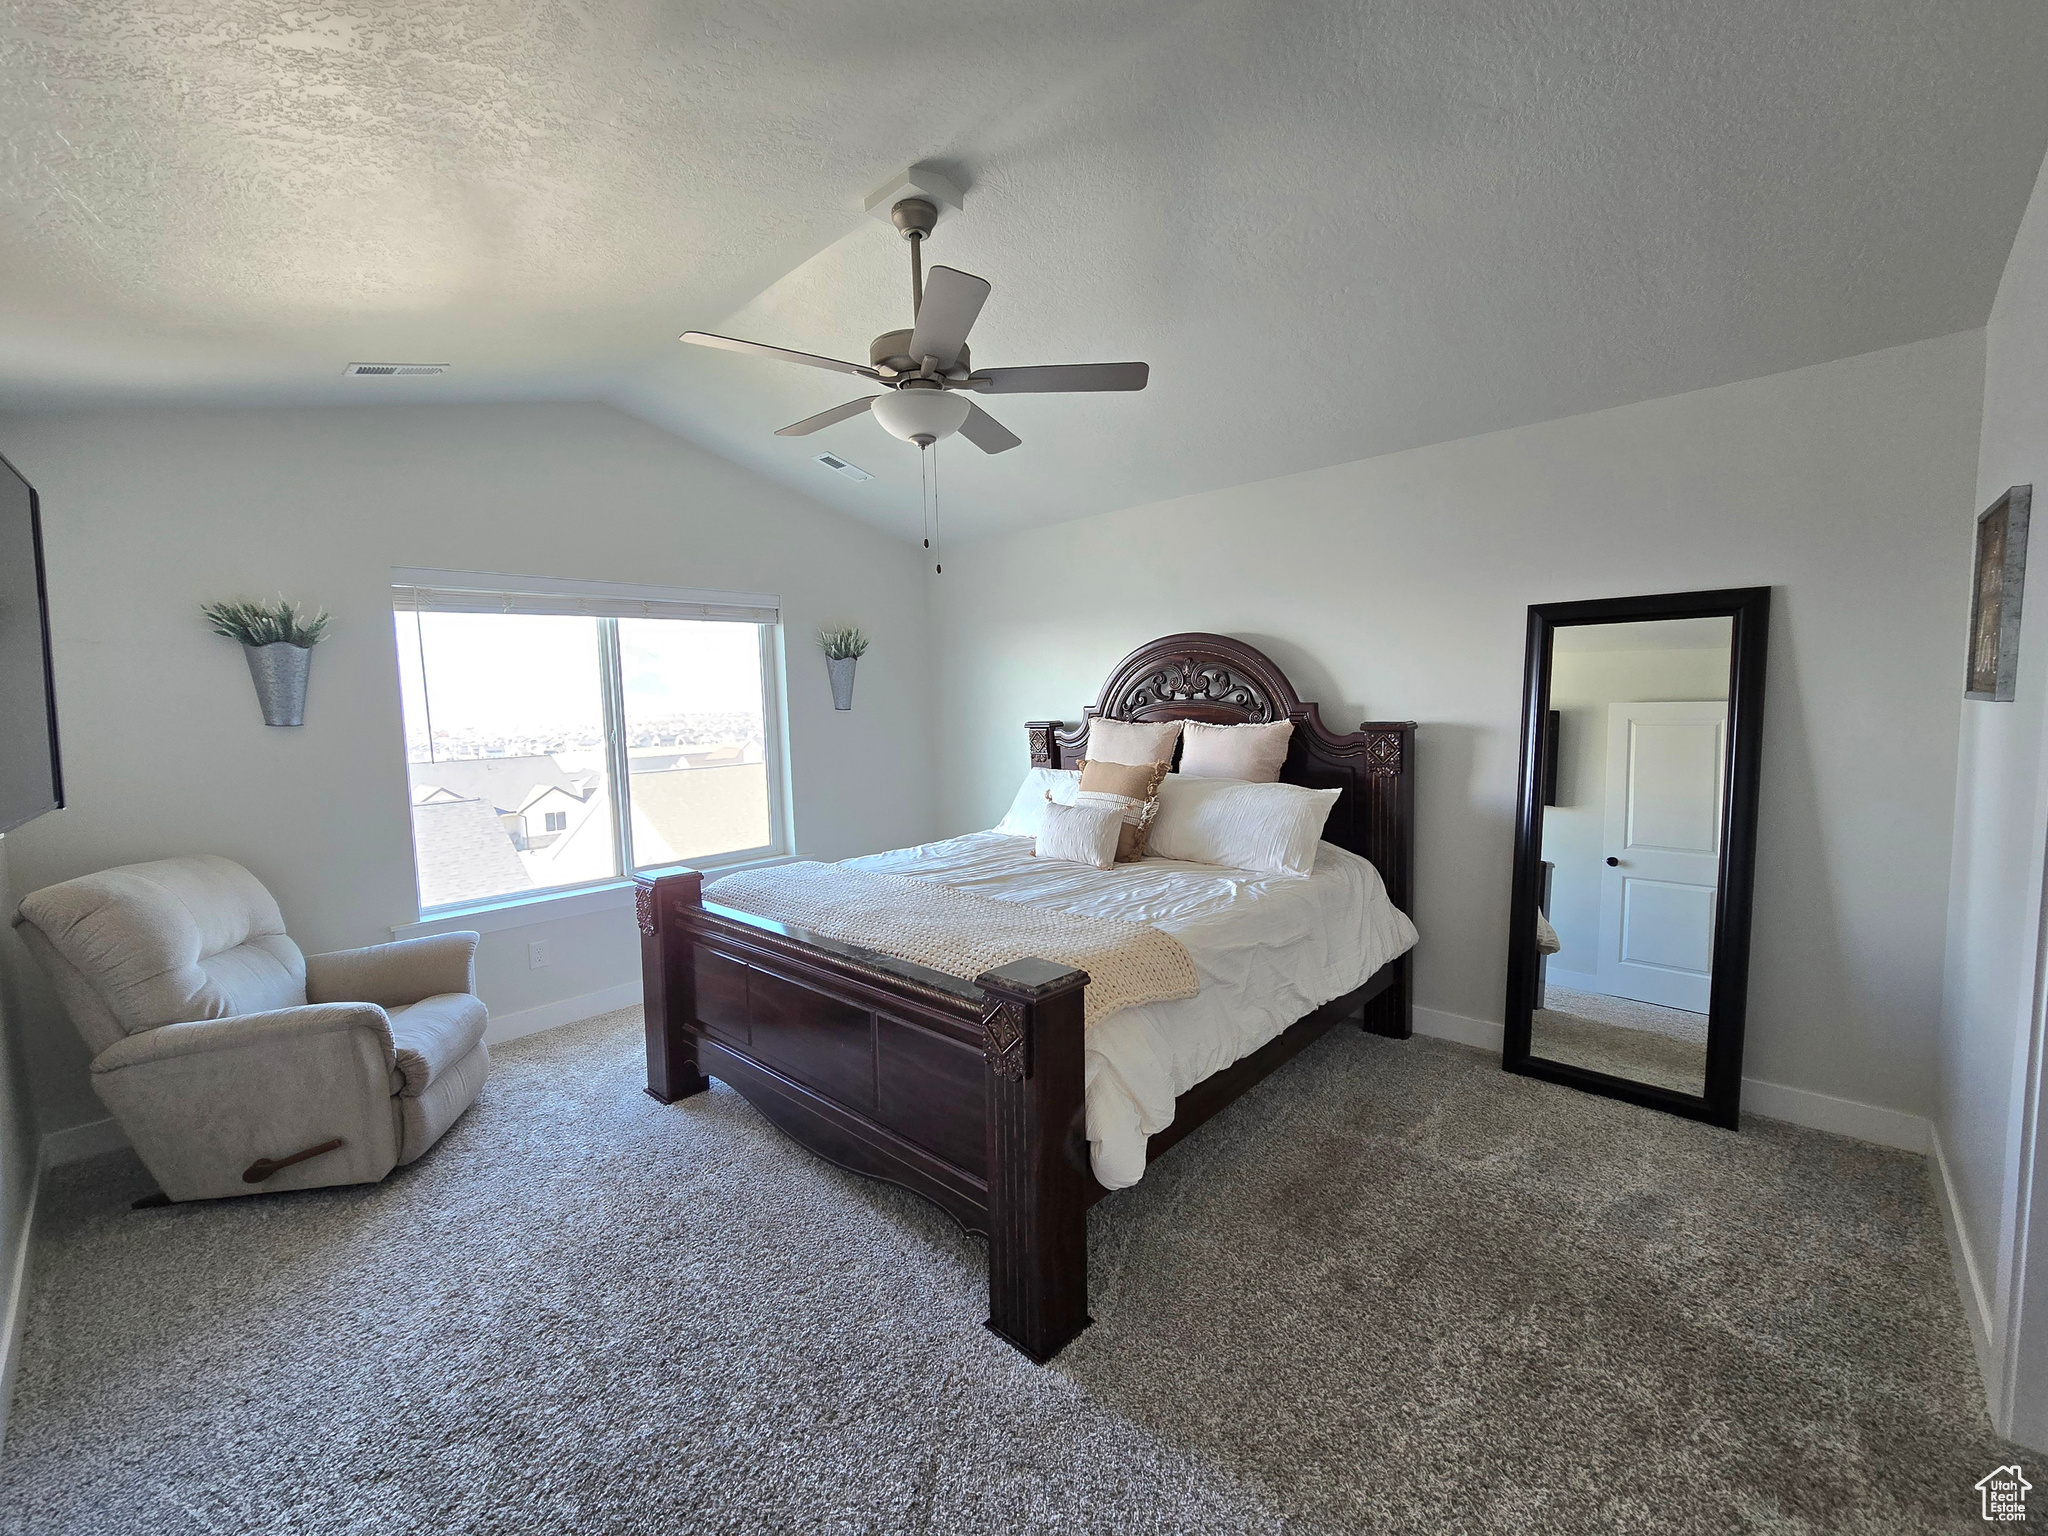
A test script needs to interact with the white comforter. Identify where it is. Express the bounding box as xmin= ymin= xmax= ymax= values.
xmin=844 ymin=832 xmax=1419 ymax=1189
